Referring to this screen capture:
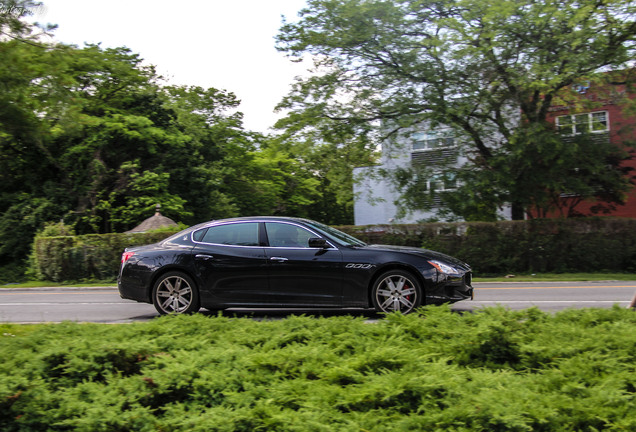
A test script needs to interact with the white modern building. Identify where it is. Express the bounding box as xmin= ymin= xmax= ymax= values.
xmin=353 ymin=123 xmax=512 ymax=225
